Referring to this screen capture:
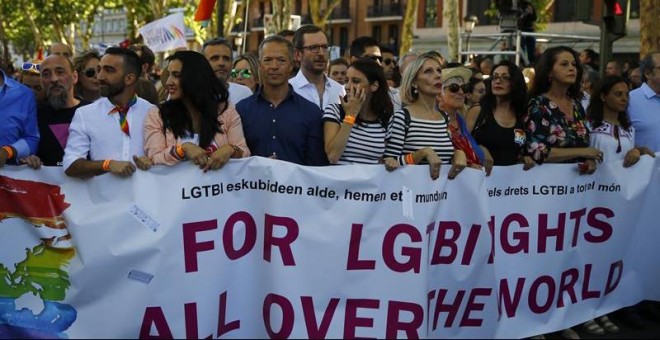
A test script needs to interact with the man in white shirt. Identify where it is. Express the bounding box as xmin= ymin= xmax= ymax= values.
xmin=289 ymin=25 xmax=345 ymax=112
xmin=63 ymin=47 xmax=157 ymax=179
xmin=202 ymin=37 xmax=253 ymax=106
